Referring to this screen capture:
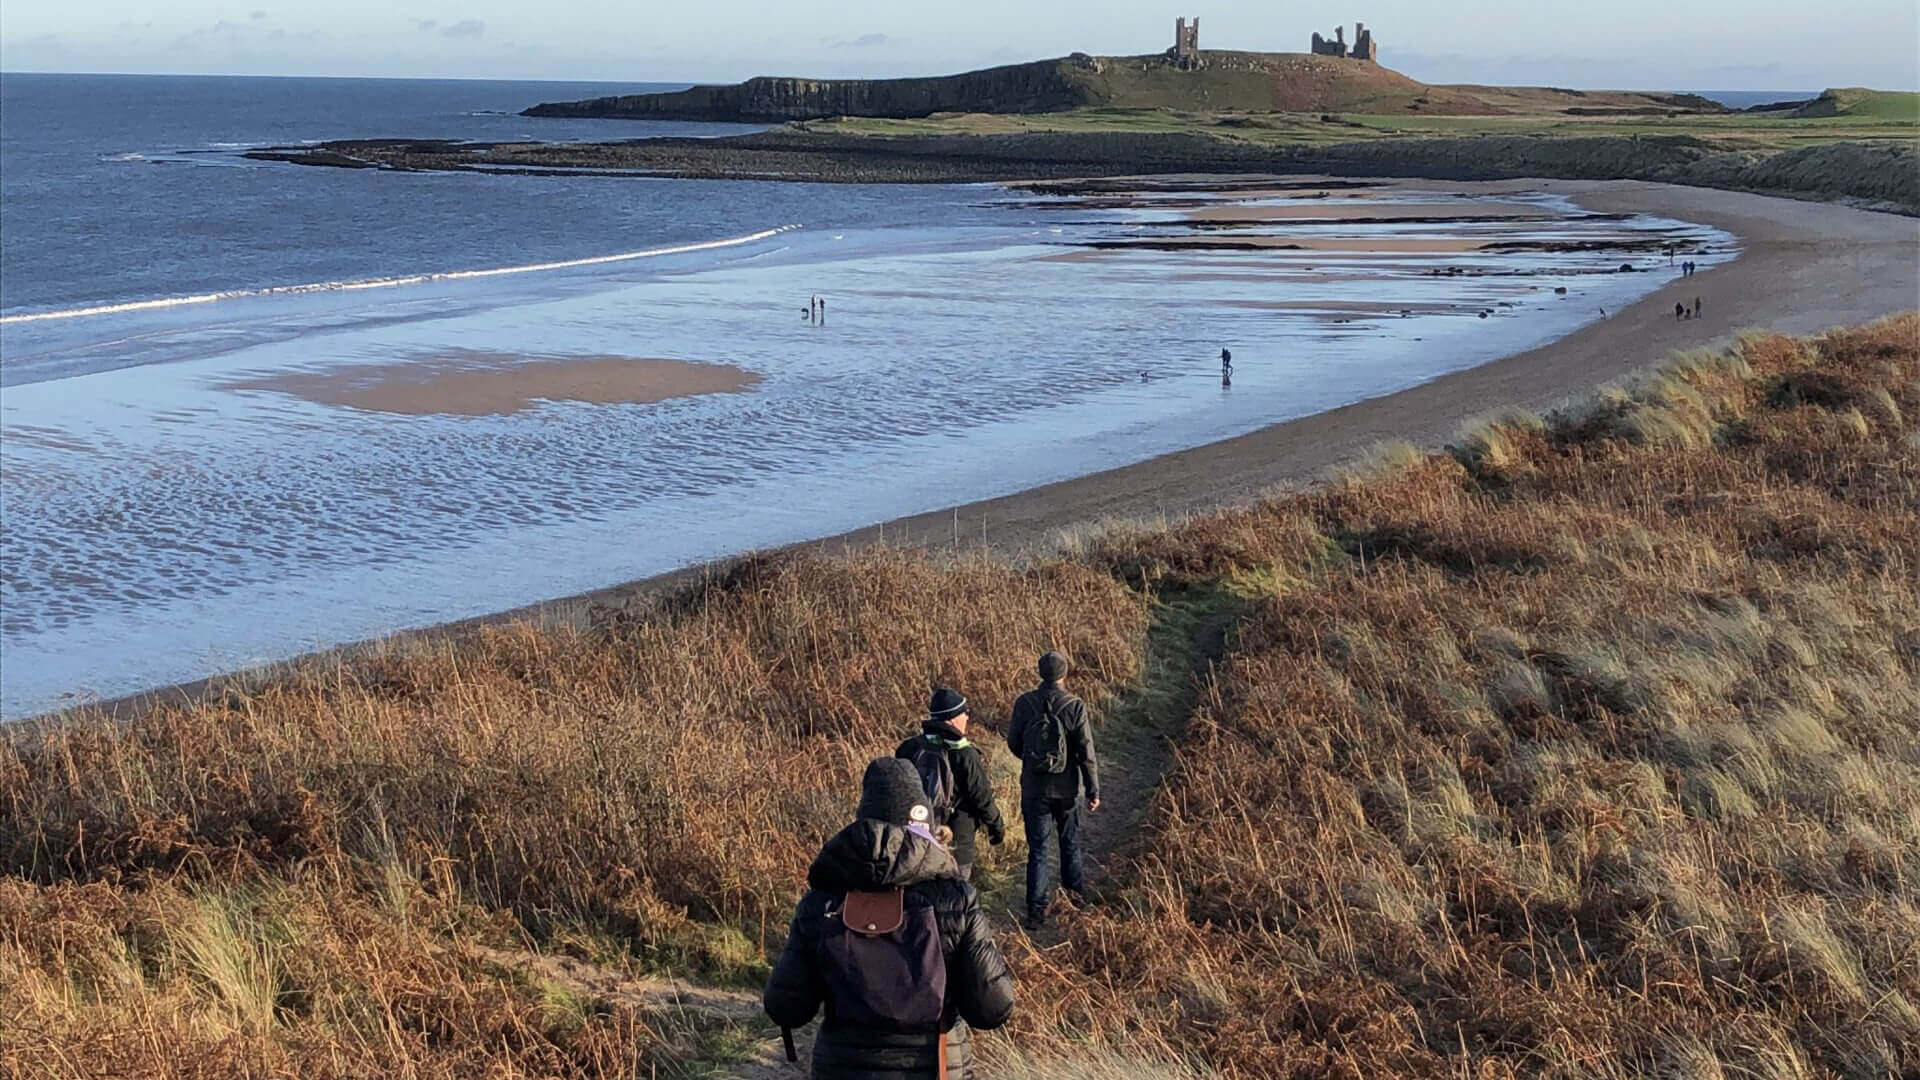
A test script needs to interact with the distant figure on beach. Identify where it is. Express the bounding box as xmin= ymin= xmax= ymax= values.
xmin=1676 ymin=302 xmax=1686 ymax=321
xmin=1598 ymin=306 xmax=1606 ymax=318
xmin=1220 ymin=347 xmax=1233 ymax=378
xmin=817 ymin=295 xmax=826 ymax=325
xmin=1694 ymin=297 xmax=1703 ymax=318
